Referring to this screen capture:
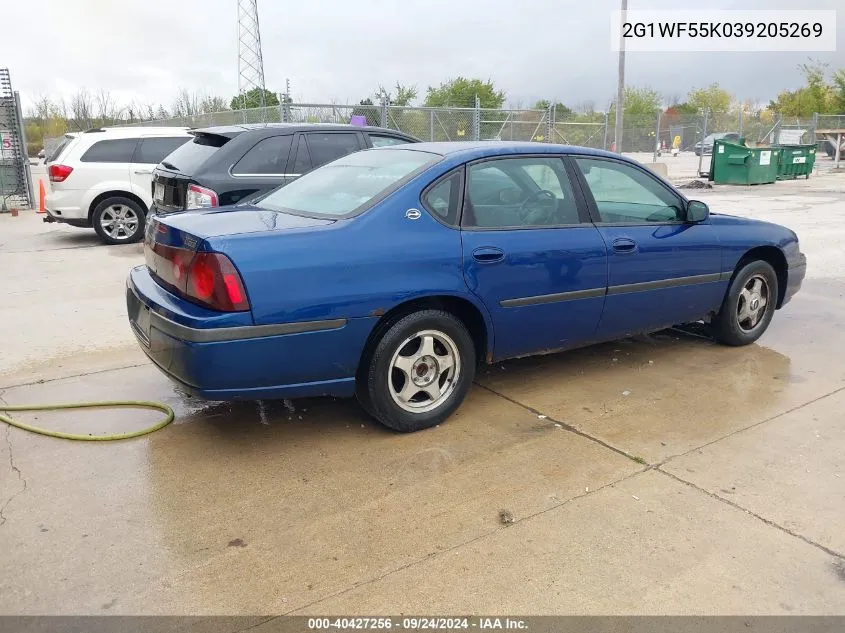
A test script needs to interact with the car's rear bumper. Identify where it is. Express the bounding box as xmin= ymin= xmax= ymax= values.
xmin=781 ymin=253 xmax=806 ymax=307
xmin=43 ymin=207 xmax=90 ymax=227
xmin=44 ymin=190 xmax=87 ymax=221
xmin=126 ymin=266 xmax=374 ymax=400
